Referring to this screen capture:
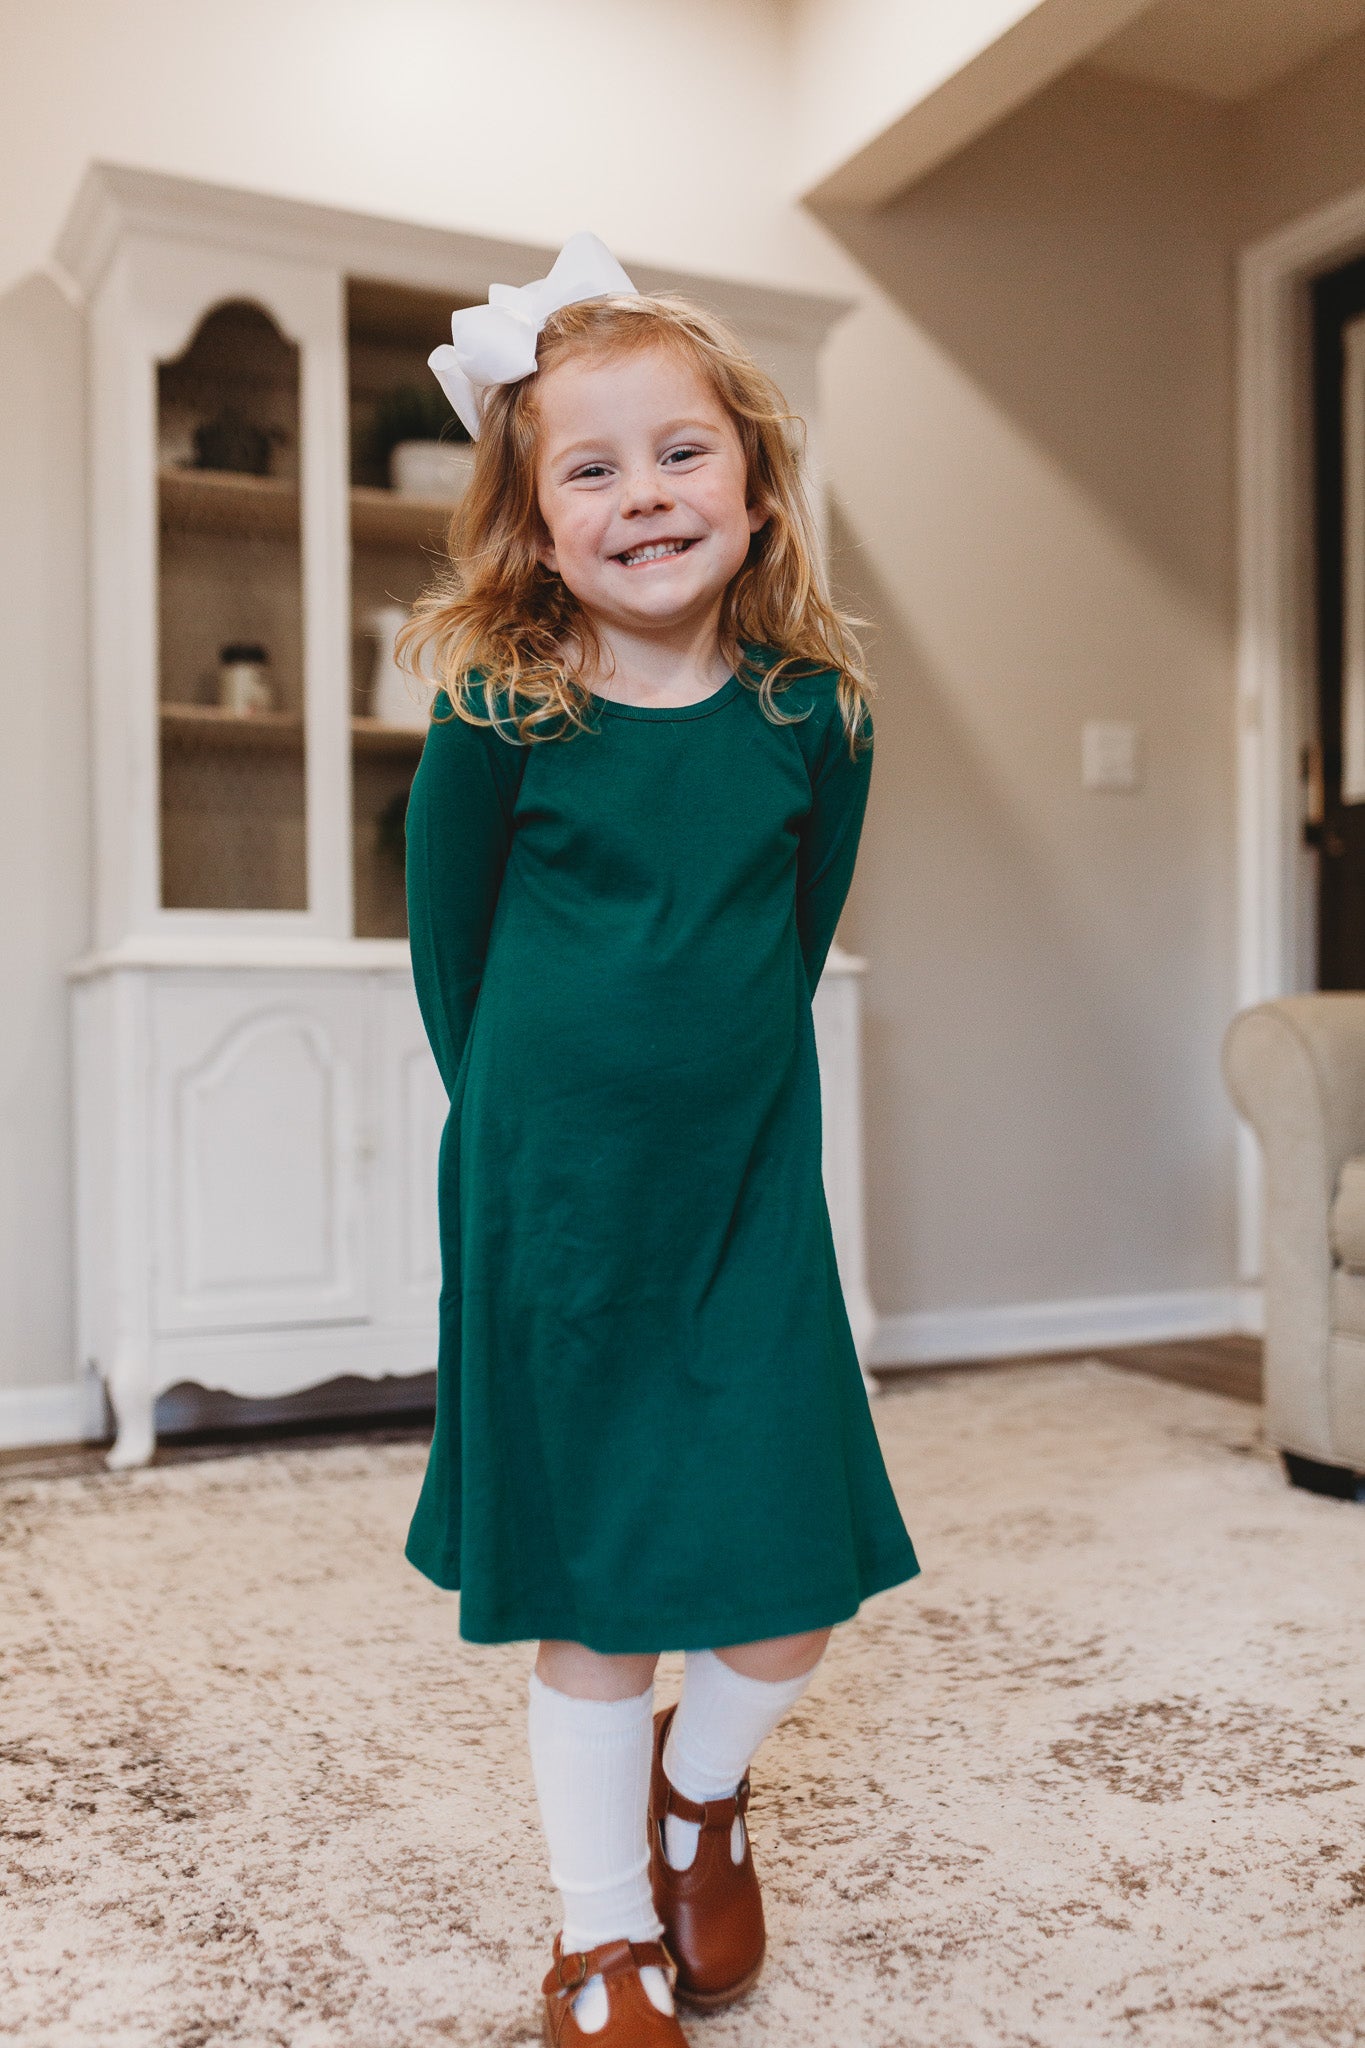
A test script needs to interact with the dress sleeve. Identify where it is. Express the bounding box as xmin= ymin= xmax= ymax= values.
xmin=796 ymin=689 xmax=874 ymax=997
xmin=405 ymin=687 xmax=523 ymax=1095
